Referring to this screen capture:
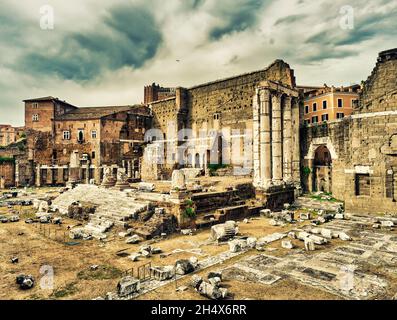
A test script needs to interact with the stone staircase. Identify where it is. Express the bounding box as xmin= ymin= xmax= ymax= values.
xmin=52 ymin=184 xmax=151 ymax=228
